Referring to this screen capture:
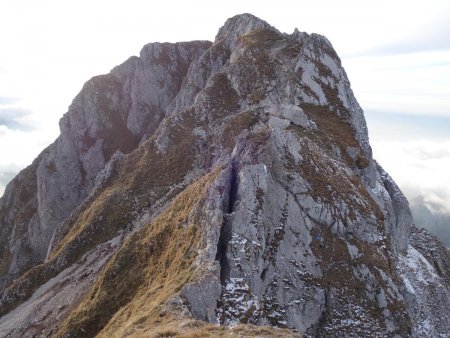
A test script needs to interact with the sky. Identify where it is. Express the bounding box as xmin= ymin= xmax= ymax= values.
xmin=0 ymin=0 xmax=449 ymax=217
